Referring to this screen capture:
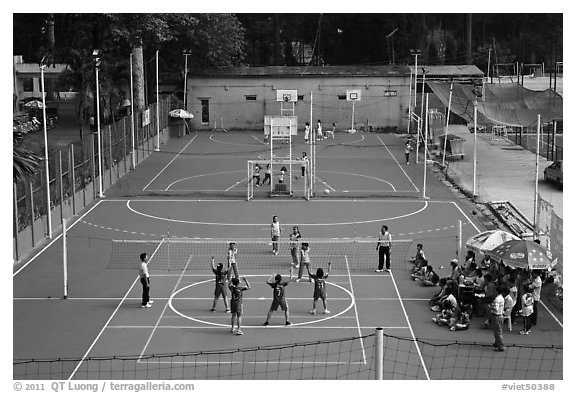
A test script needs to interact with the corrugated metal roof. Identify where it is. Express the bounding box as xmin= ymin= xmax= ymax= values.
xmin=191 ymin=64 xmax=484 ymax=78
